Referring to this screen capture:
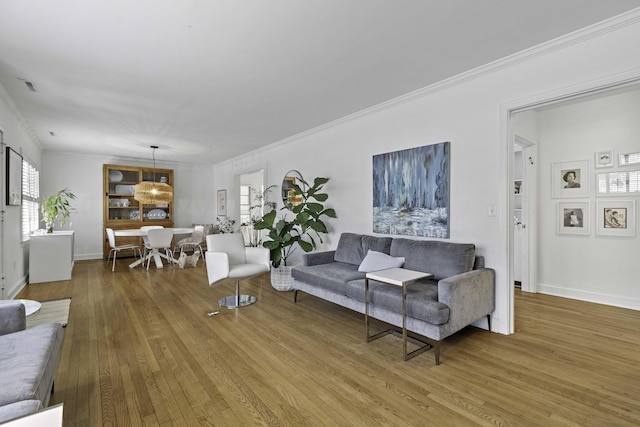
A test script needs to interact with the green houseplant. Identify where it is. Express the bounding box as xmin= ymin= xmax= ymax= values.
xmin=41 ymin=188 xmax=76 ymax=233
xmin=254 ymin=177 xmax=336 ymax=290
